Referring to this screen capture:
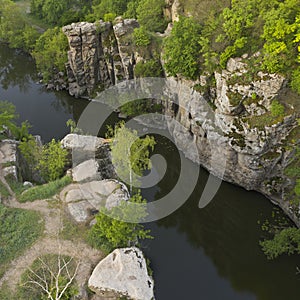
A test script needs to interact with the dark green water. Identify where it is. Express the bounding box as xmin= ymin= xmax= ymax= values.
xmin=0 ymin=44 xmax=299 ymax=300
